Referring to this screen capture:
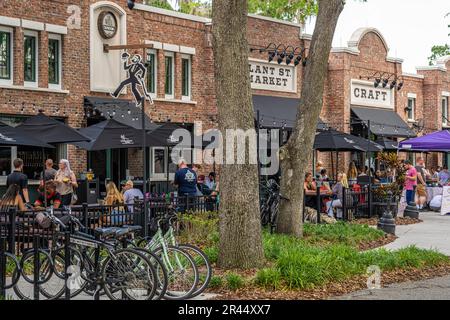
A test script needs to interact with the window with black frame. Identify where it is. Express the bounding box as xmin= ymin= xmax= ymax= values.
xmin=0 ymin=29 xmax=11 ymax=80
xmin=146 ymin=50 xmax=156 ymax=95
xmin=24 ymin=33 xmax=37 ymax=83
xmin=181 ymin=56 xmax=191 ymax=98
xmin=48 ymin=37 xmax=60 ymax=85
xmin=165 ymin=53 xmax=174 ymax=97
